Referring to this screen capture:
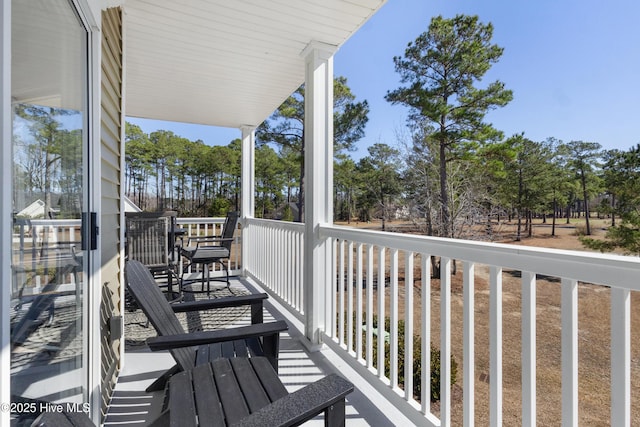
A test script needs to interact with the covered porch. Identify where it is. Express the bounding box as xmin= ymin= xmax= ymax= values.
xmin=3 ymin=0 xmax=639 ymax=426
